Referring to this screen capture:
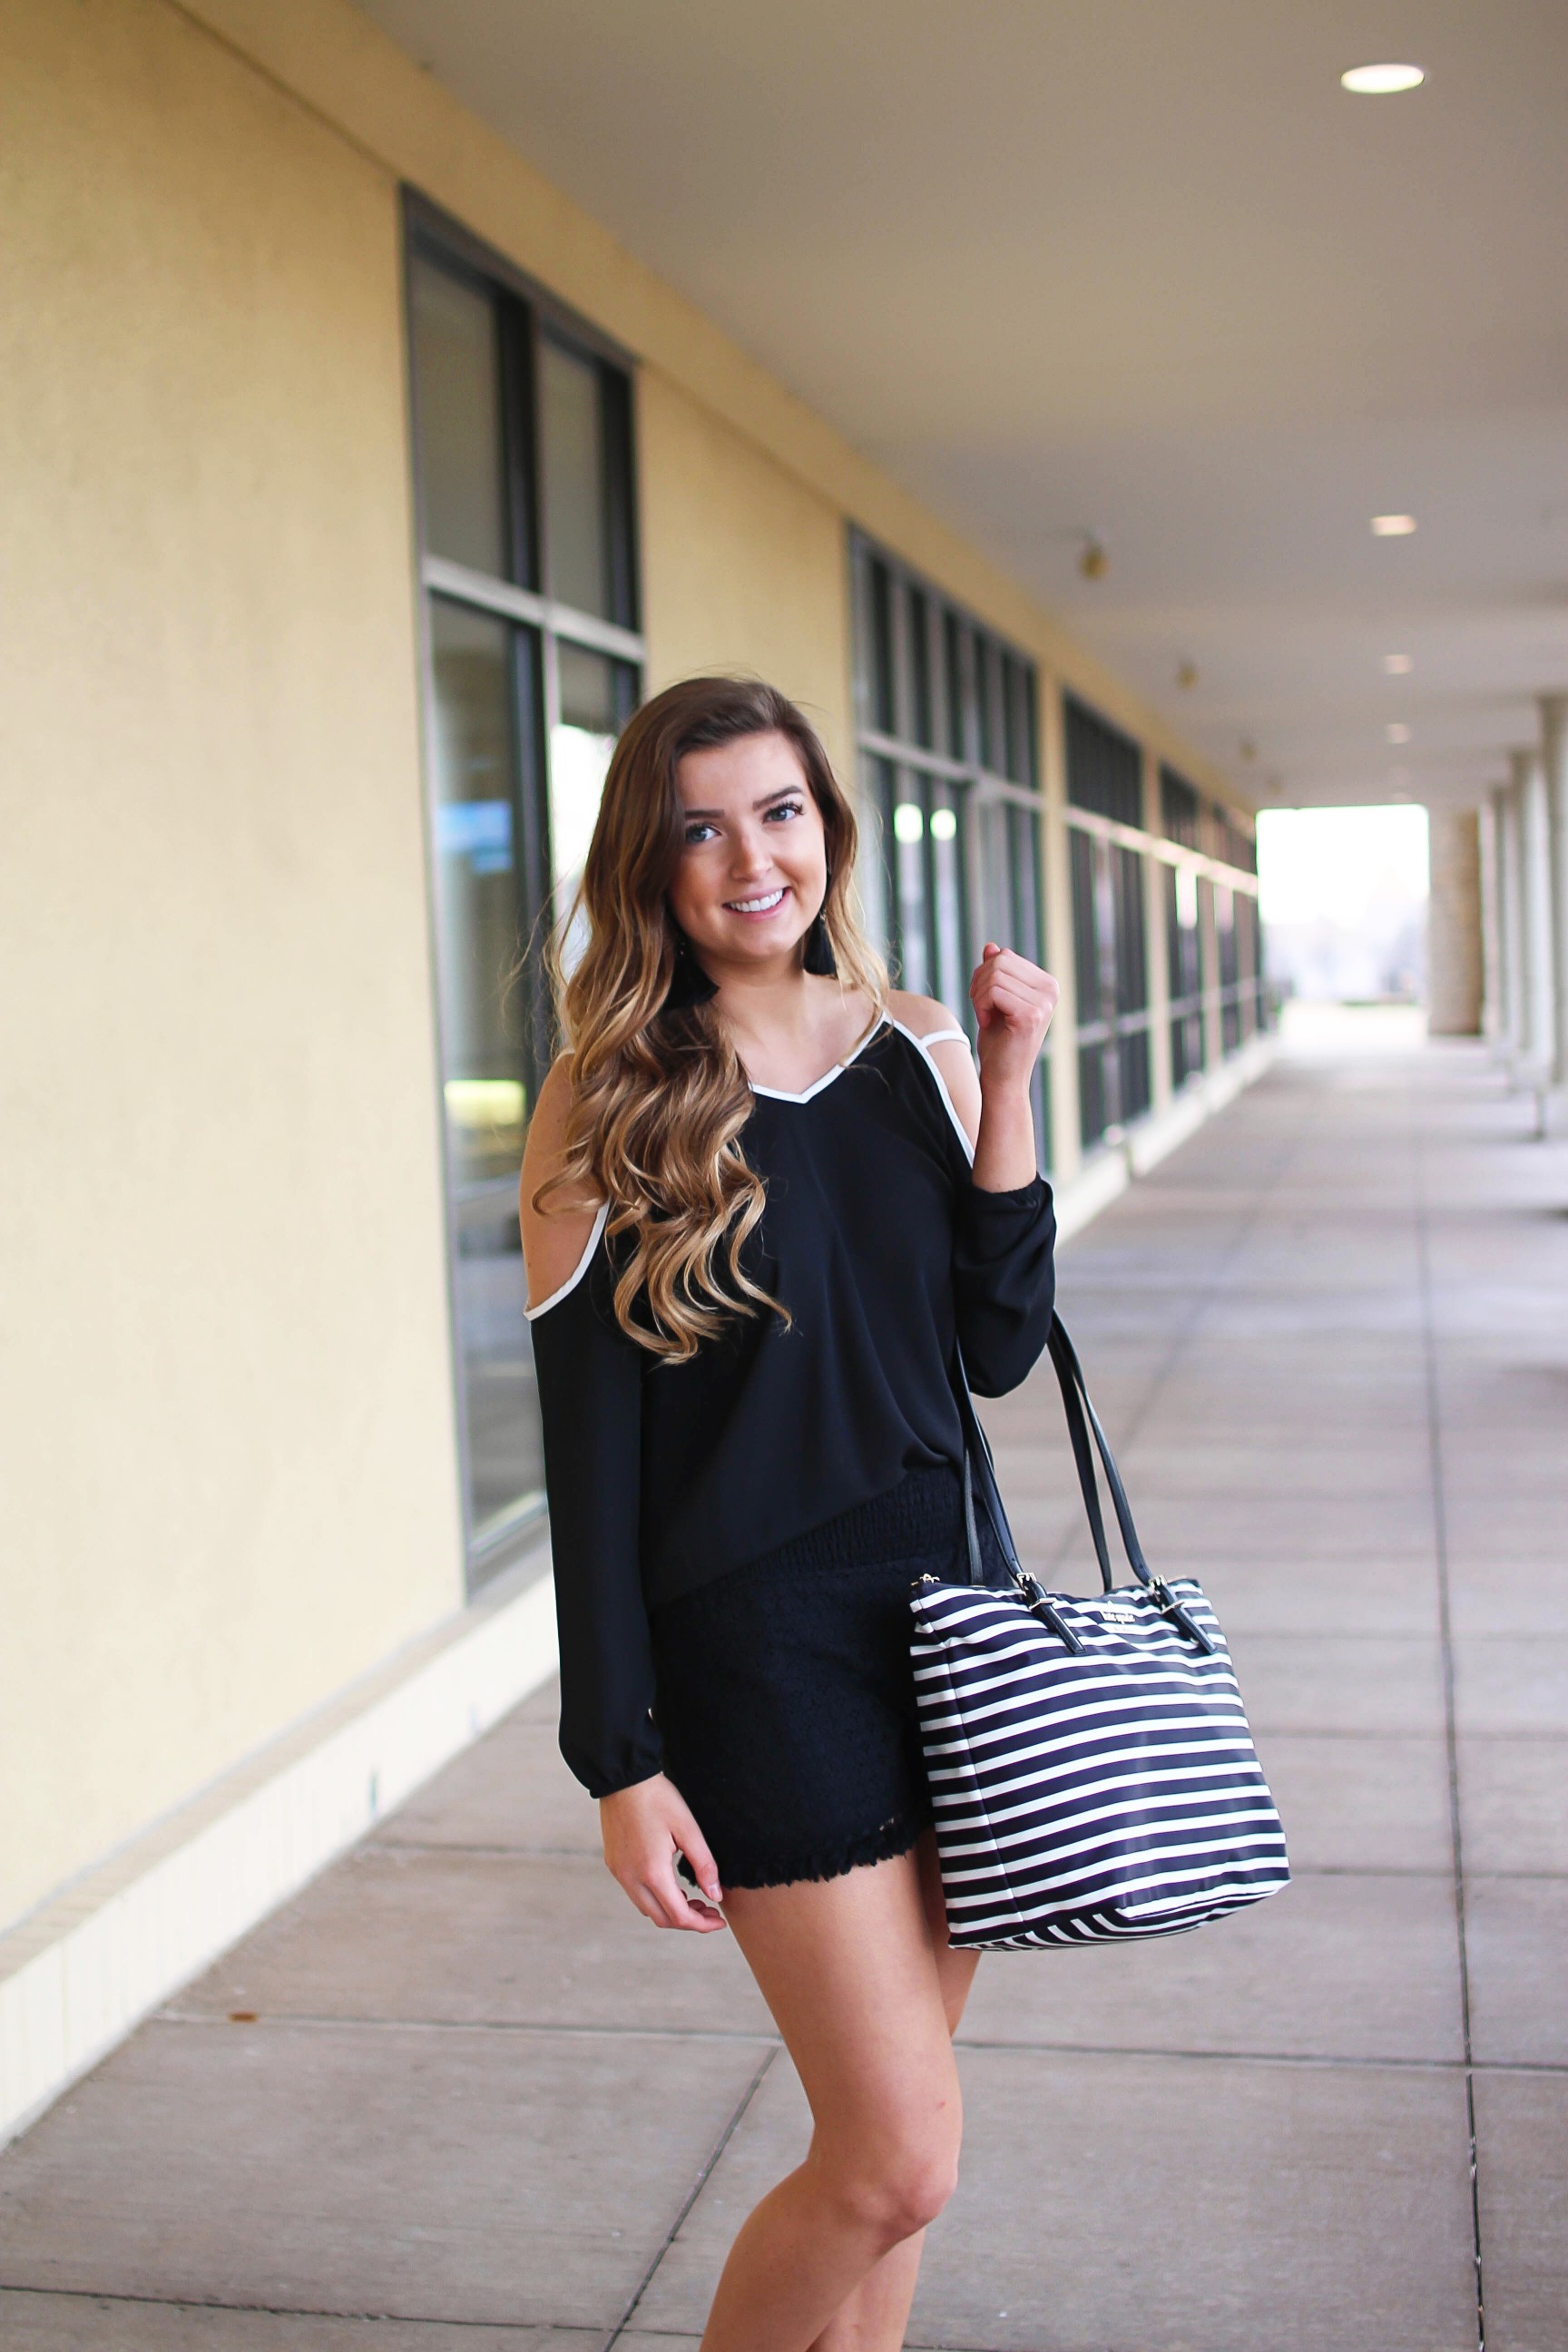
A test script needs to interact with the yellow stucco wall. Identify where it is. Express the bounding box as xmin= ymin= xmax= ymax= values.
xmin=2 ymin=0 xmax=1257 ymax=1936
xmin=638 ymin=371 xmax=853 ymax=775
xmin=0 ymin=0 xmax=463 ymax=1927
